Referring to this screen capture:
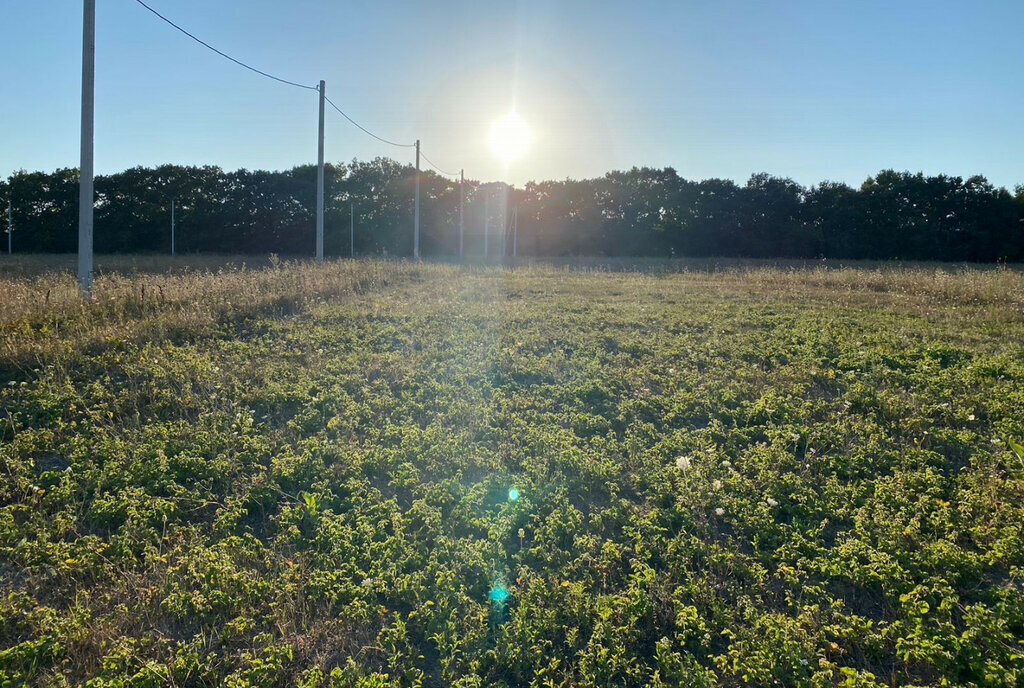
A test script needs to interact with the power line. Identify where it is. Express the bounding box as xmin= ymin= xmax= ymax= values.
xmin=324 ymin=96 xmax=416 ymax=148
xmin=420 ymin=150 xmax=459 ymax=177
xmin=132 ymin=0 xmax=318 ymax=91
xmin=133 ymin=0 xmax=470 ymax=217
